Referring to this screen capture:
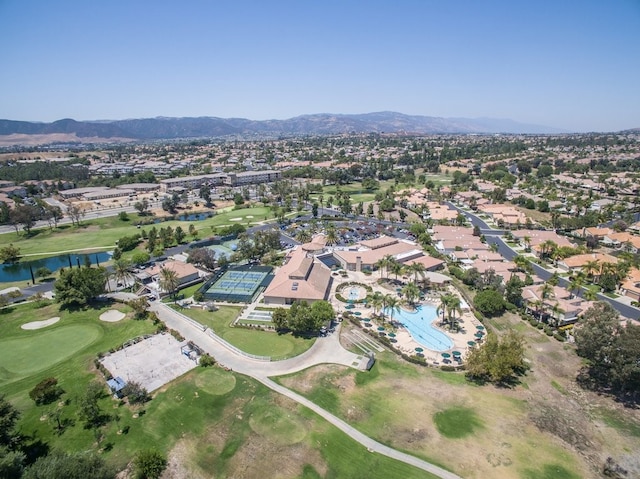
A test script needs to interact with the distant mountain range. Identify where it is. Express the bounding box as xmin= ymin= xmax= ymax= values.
xmin=0 ymin=112 xmax=569 ymax=145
